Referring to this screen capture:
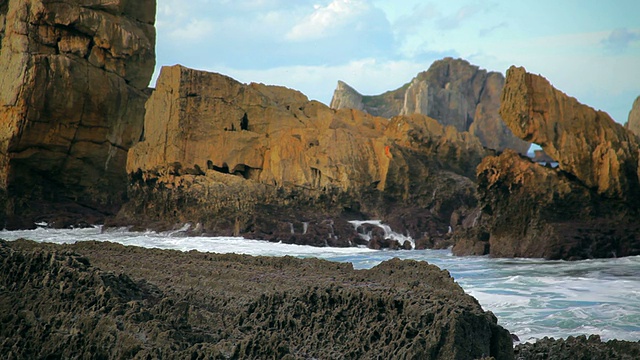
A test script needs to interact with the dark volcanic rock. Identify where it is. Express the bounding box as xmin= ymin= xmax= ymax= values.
xmin=330 ymin=58 xmax=530 ymax=153
xmin=113 ymin=65 xmax=489 ymax=247
xmin=515 ymin=335 xmax=640 ymax=360
xmin=1 ymin=240 xmax=515 ymax=359
xmin=0 ymin=0 xmax=156 ymax=229
xmin=452 ymin=66 xmax=640 ymax=260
